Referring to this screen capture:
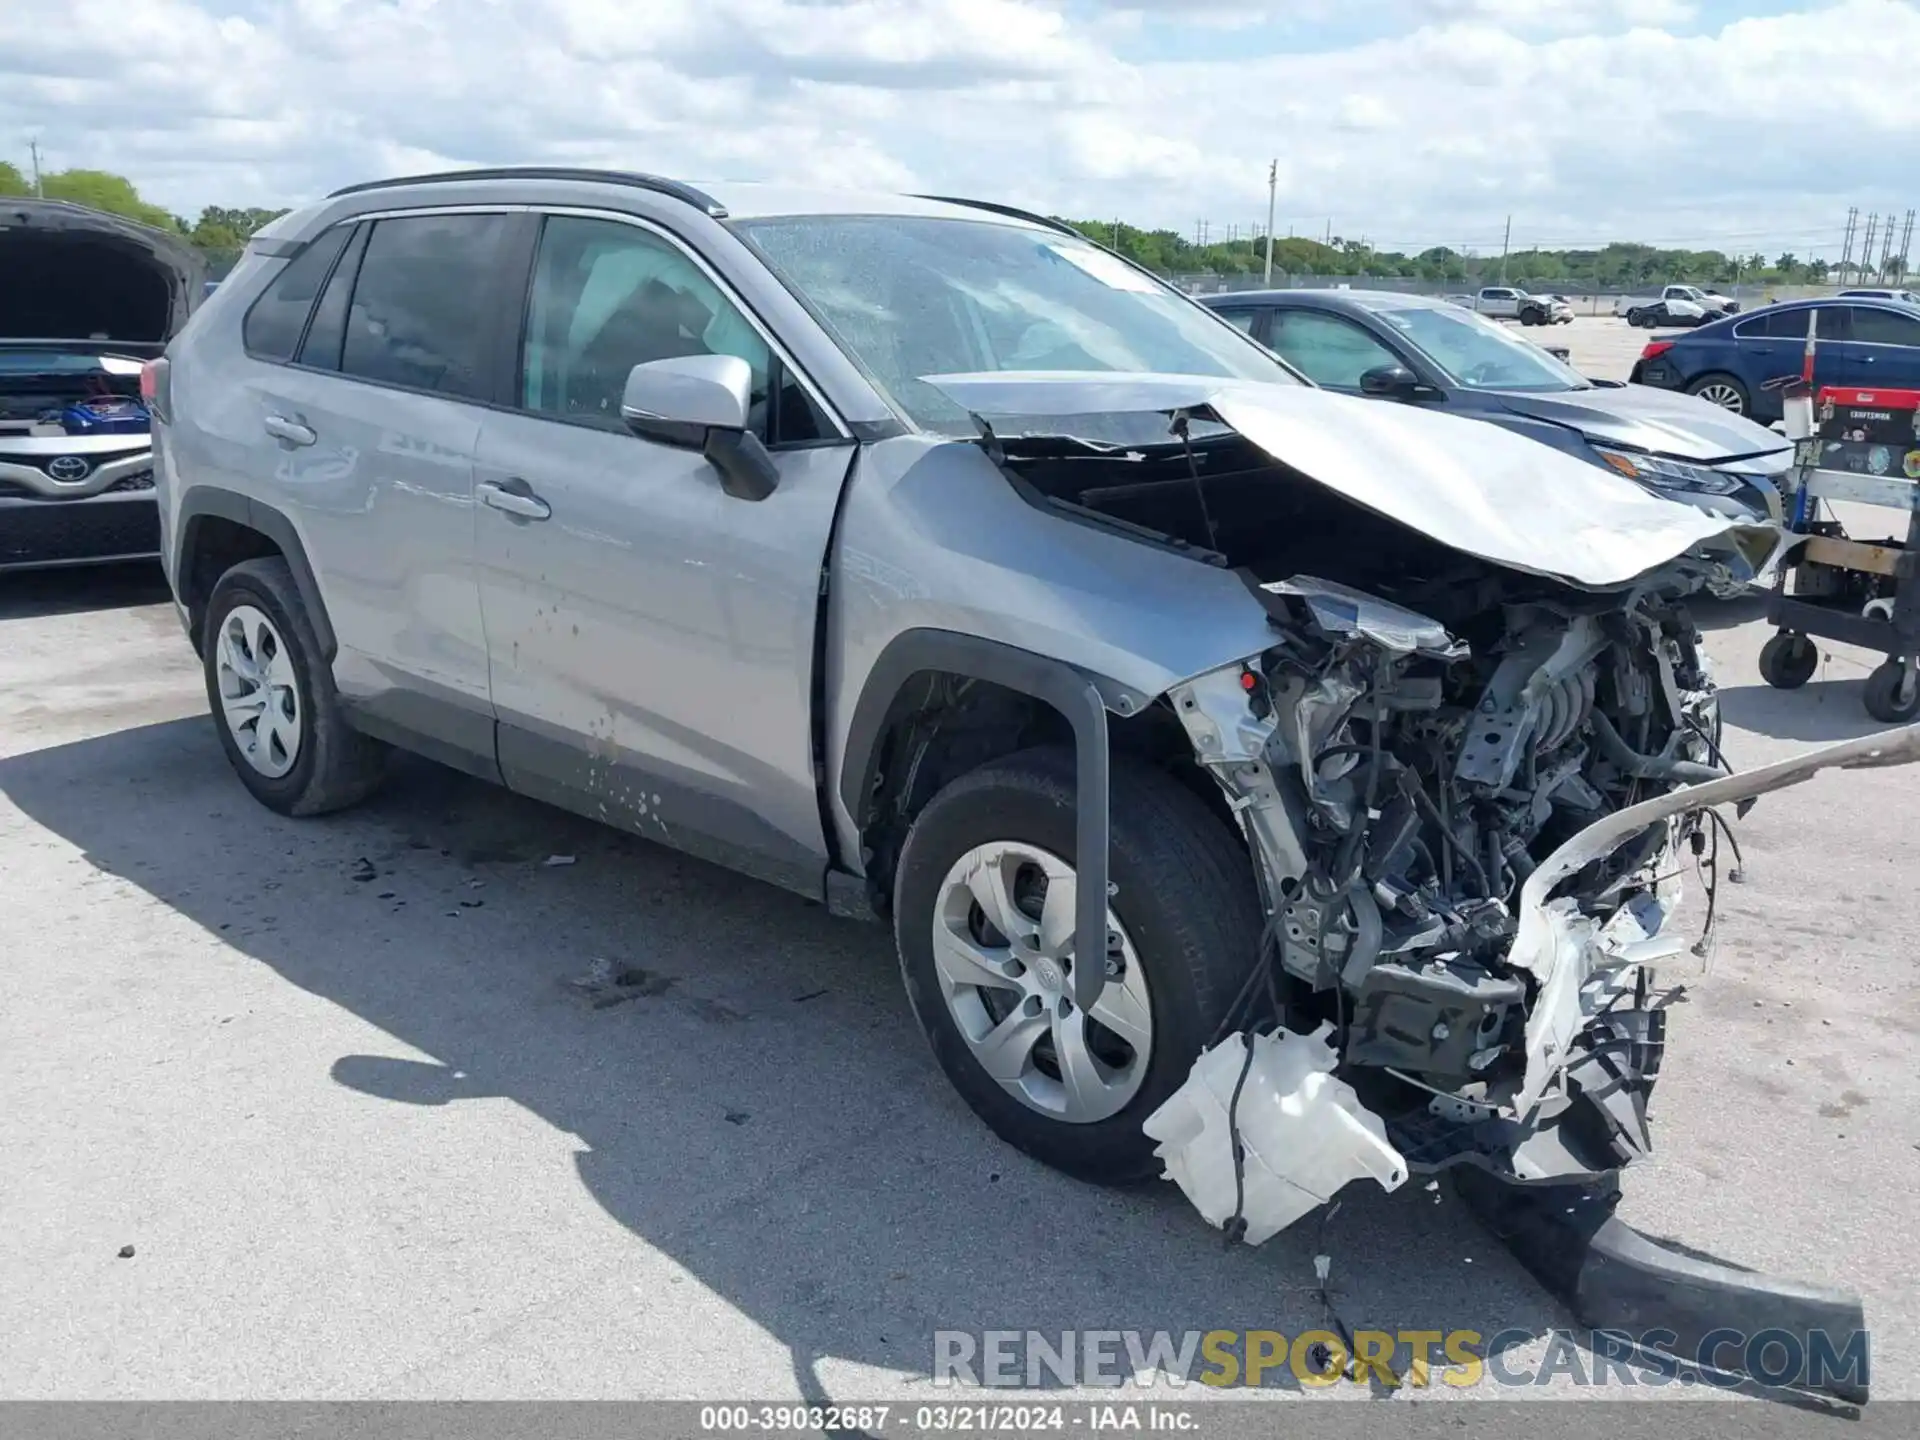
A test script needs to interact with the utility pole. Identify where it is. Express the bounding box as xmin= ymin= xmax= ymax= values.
xmin=1898 ymin=210 xmax=1916 ymax=284
xmin=1838 ymin=206 xmax=1858 ymax=287
xmin=1879 ymin=215 xmax=1899 ymax=282
xmin=1263 ymin=158 xmax=1278 ymax=285
xmin=1498 ymin=214 xmax=1512 ymax=285
xmin=28 ymin=137 xmax=44 ymax=197
xmin=1860 ymin=212 xmax=1880 ymax=285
